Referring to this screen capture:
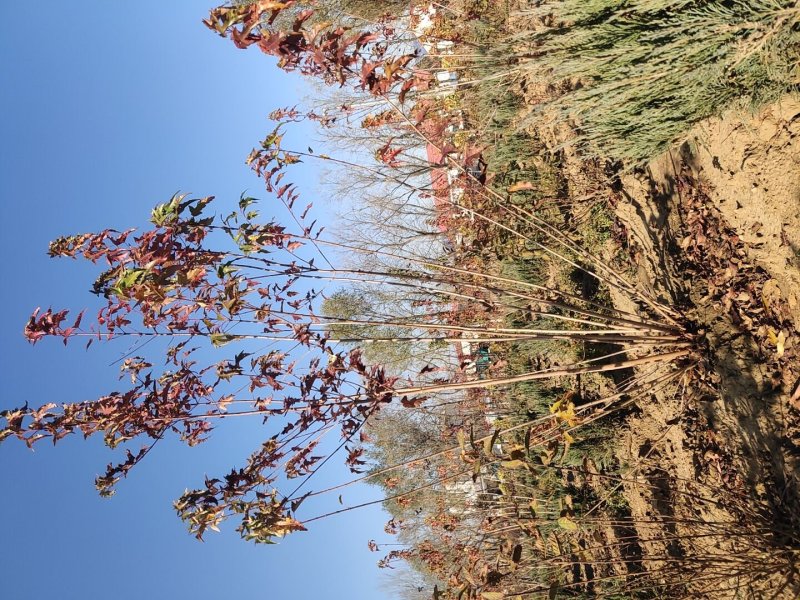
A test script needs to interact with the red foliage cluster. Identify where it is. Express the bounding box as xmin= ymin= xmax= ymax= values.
xmin=24 ymin=307 xmax=75 ymax=344
xmin=5 ymin=0 xmax=491 ymax=553
xmin=3 ymin=193 xmax=420 ymax=542
xmin=204 ymin=1 xmax=418 ymax=95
